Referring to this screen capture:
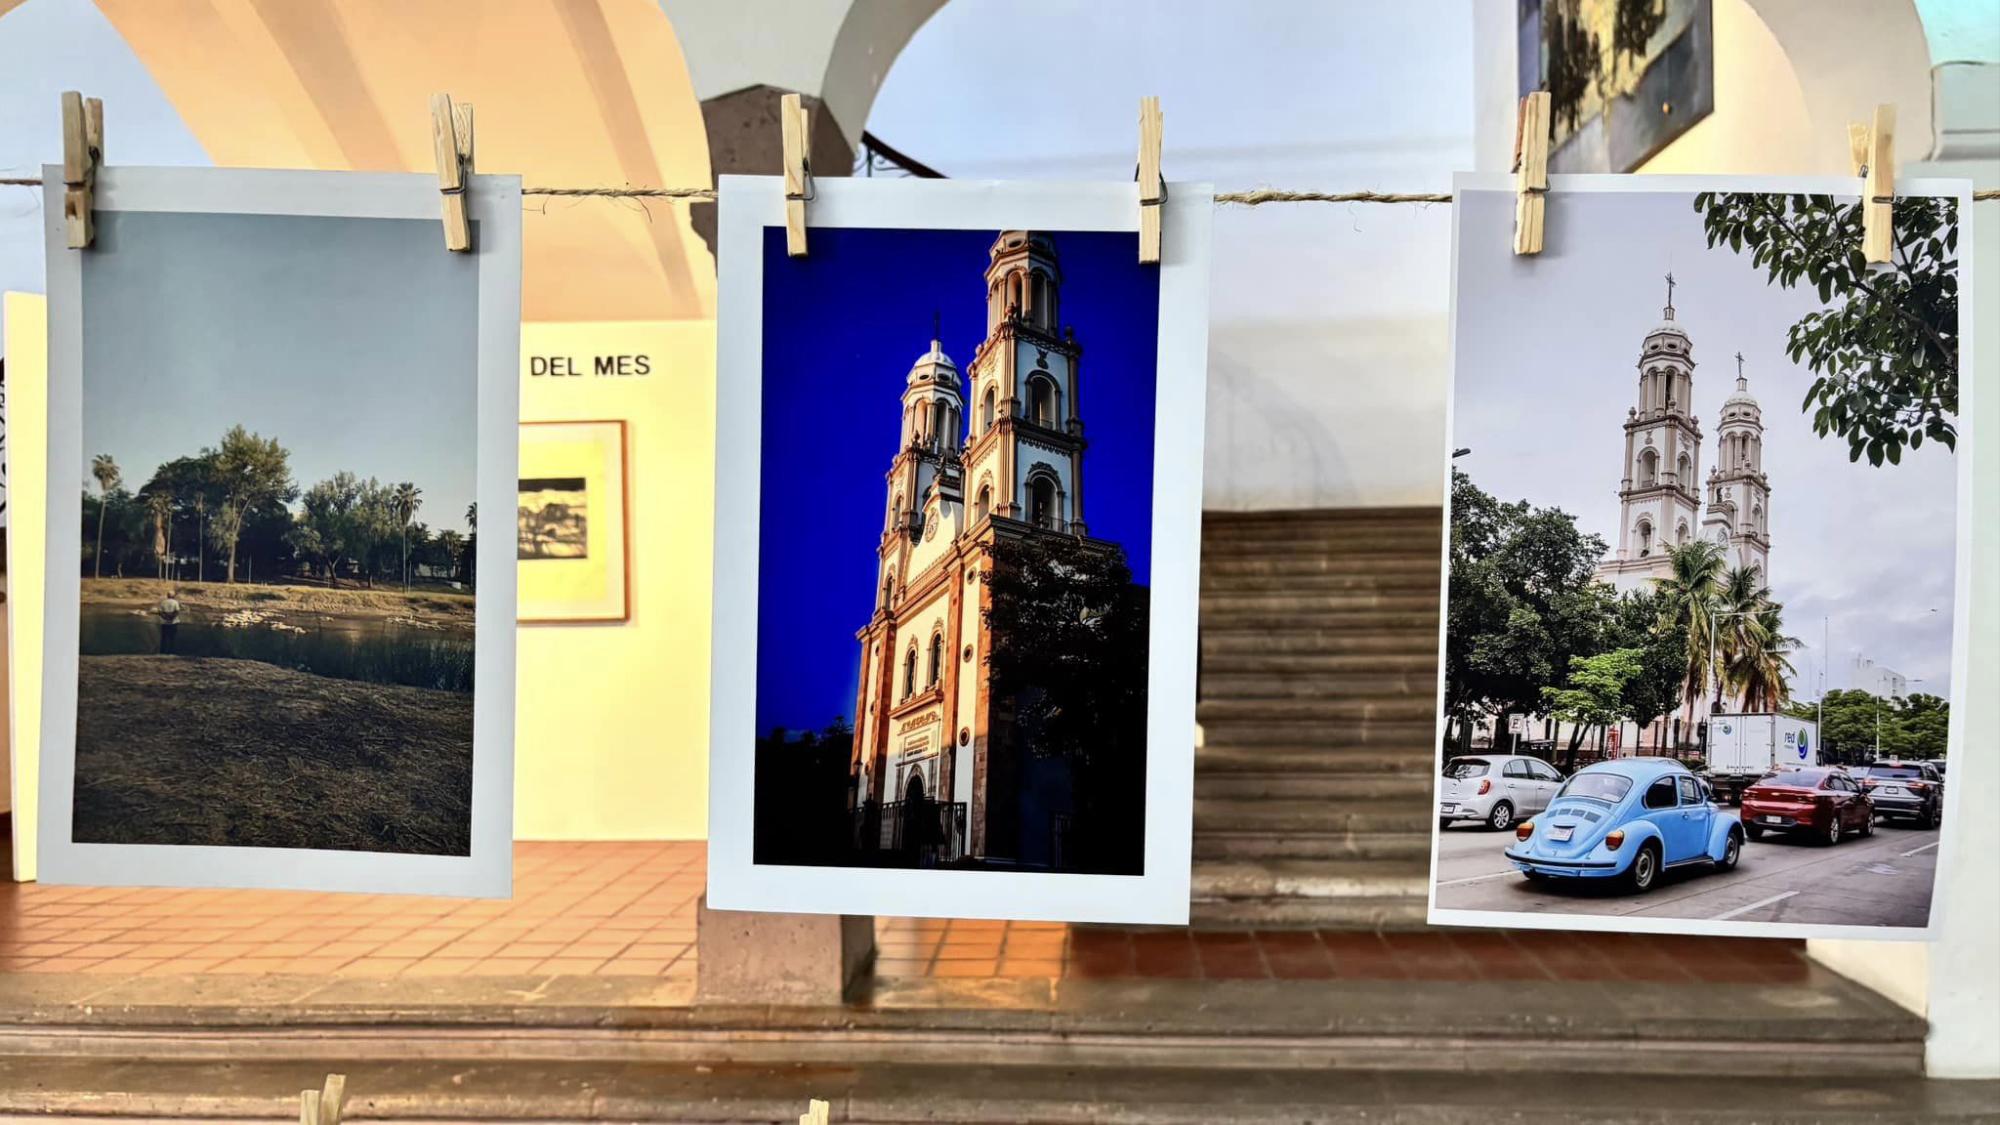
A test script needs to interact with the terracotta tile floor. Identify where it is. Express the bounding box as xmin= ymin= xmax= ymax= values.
xmin=0 ymin=841 xmax=1808 ymax=983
